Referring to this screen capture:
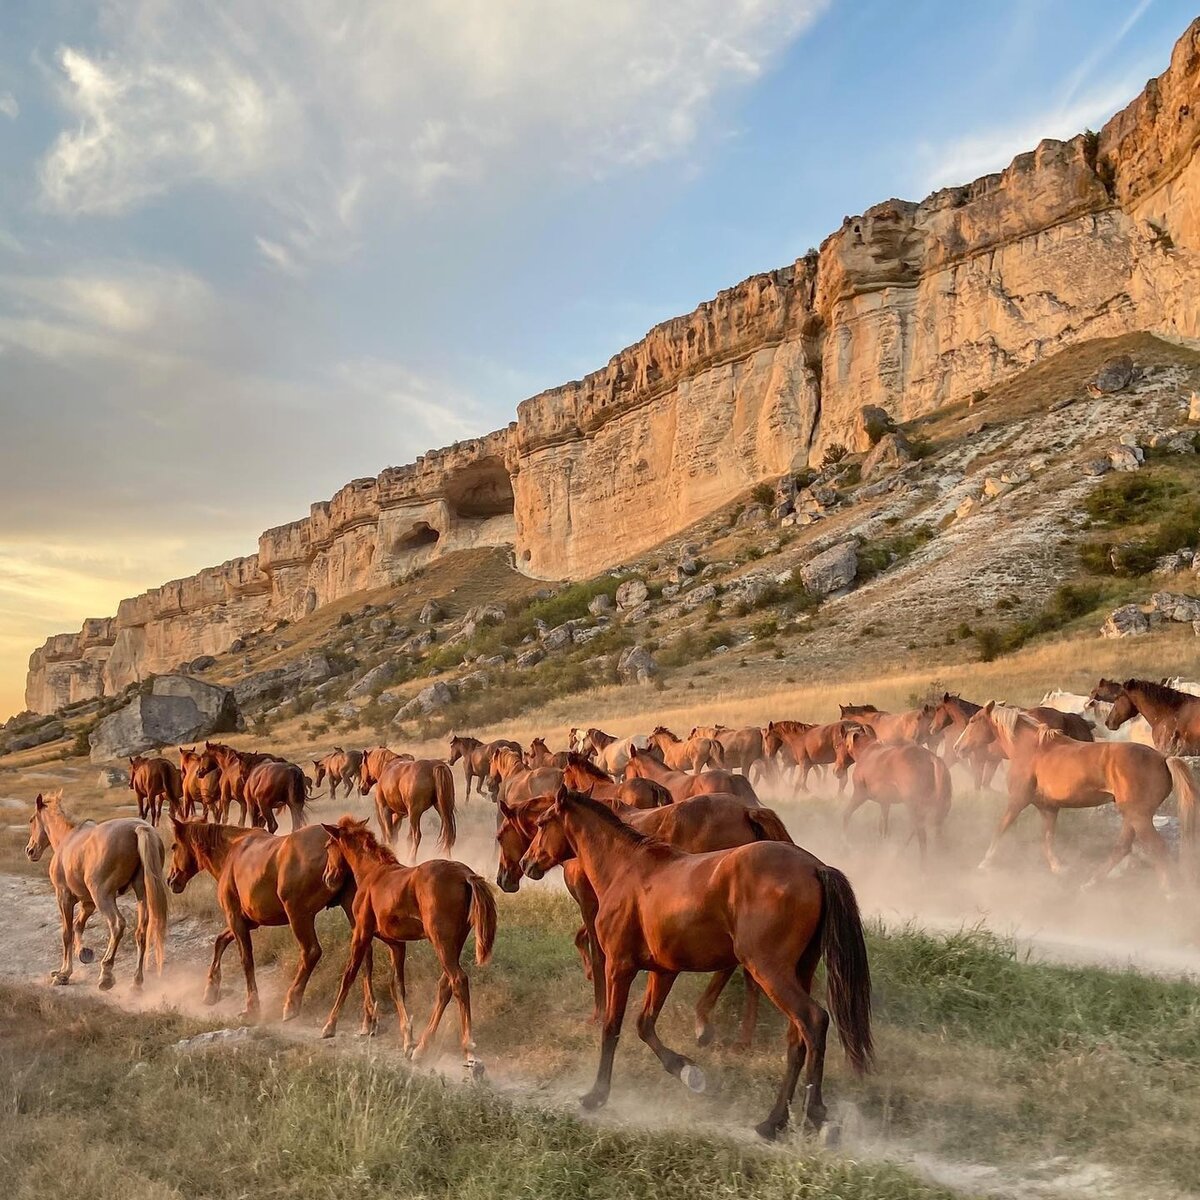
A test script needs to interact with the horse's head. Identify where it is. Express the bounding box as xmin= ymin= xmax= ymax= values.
xmin=520 ymin=786 xmax=574 ymax=880
xmin=447 ymin=735 xmax=464 ymax=765
xmin=1105 ymin=685 xmax=1138 ymax=730
xmin=166 ymin=819 xmax=203 ymax=892
xmin=319 ymin=822 xmax=353 ymax=892
xmin=762 ymin=722 xmax=781 ymax=755
xmin=312 ymin=758 xmax=327 ymax=785
xmin=928 ymin=695 xmax=959 ymax=734
xmin=495 ymin=798 xmax=539 ymax=892
xmin=358 ymin=752 xmax=378 ymax=795
xmin=25 ymin=794 xmax=51 ymax=862
xmin=954 ymin=700 xmax=996 ymax=754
